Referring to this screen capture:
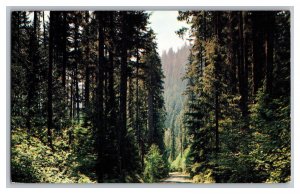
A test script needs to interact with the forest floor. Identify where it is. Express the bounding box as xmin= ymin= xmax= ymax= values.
xmin=160 ymin=172 xmax=193 ymax=183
